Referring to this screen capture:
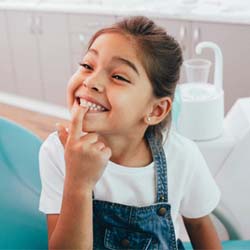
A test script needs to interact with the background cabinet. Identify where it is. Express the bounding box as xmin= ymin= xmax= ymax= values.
xmin=0 ymin=10 xmax=15 ymax=94
xmin=6 ymin=10 xmax=71 ymax=106
xmin=68 ymin=13 xmax=116 ymax=74
xmin=6 ymin=10 xmax=44 ymax=101
xmin=1 ymin=10 xmax=250 ymax=112
xmin=38 ymin=12 xmax=71 ymax=106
